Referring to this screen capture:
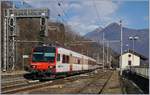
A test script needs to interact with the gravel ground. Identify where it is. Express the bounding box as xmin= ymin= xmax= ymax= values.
xmin=101 ymin=71 xmax=122 ymax=94
xmin=14 ymin=69 xmax=123 ymax=94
